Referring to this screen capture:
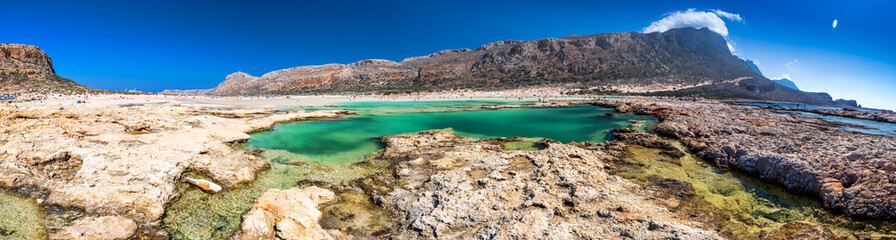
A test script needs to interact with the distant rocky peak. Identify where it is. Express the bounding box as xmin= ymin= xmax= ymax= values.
xmin=1 ymin=43 xmax=89 ymax=92
xmin=0 ymin=43 xmax=55 ymax=74
xmin=771 ymin=76 xmax=800 ymax=91
xmin=224 ymin=71 xmax=258 ymax=83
